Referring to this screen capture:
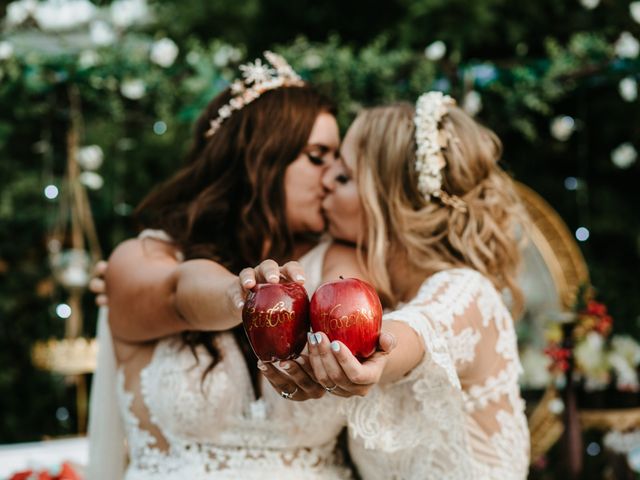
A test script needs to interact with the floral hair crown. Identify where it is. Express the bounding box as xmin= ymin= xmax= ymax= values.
xmin=414 ymin=91 xmax=467 ymax=213
xmin=204 ymin=51 xmax=305 ymax=138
